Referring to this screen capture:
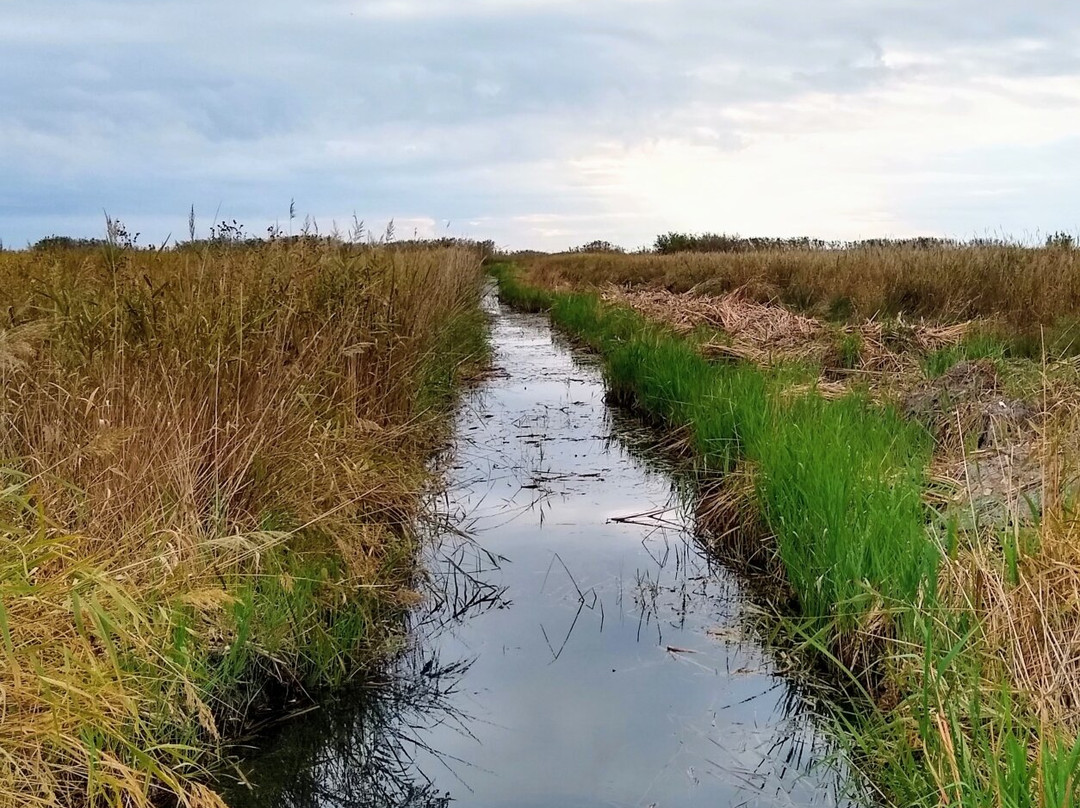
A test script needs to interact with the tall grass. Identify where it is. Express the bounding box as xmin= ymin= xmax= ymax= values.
xmin=520 ymin=245 xmax=1080 ymax=331
xmin=0 ymin=240 xmax=486 ymax=807
xmin=495 ymin=263 xmax=1080 ymax=806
